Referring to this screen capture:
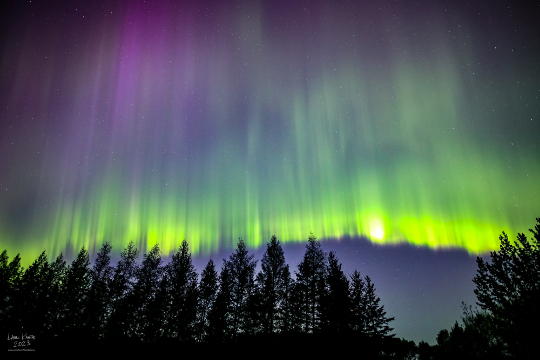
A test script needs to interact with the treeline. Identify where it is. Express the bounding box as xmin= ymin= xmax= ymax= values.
xmin=4 ymin=217 xmax=536 ymax=357
xmin=1 ymin=234 xmax=413 ymax=356
xmin=417 ymin=218 xmax=540 ymax=360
